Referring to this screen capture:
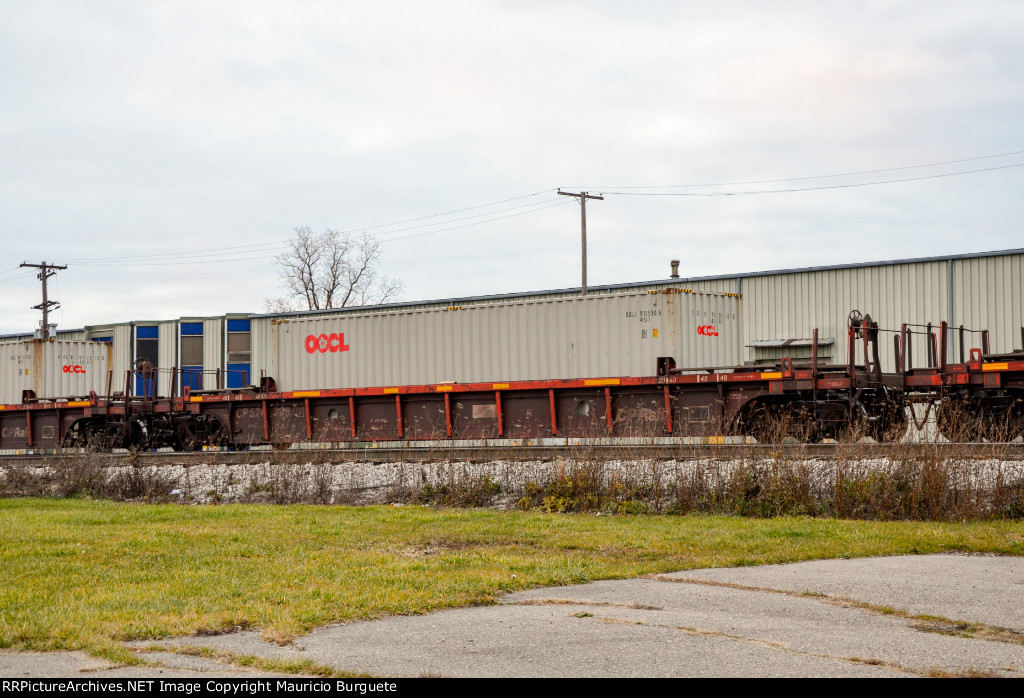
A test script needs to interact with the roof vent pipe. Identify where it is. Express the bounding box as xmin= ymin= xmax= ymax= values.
xmin=670 ymin=260 xmax=680 ymax=278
